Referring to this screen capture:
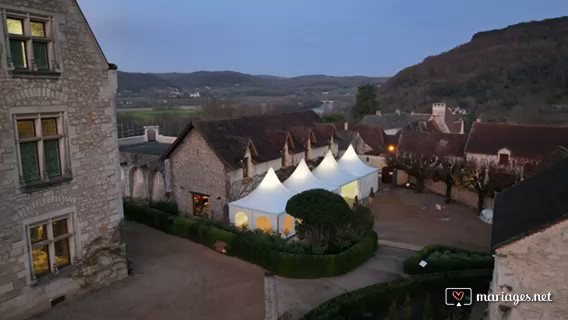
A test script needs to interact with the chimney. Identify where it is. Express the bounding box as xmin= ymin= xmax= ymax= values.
xmin=410 ymin=111 xmax=415 ymax=116
xmin=395 ymin=109 xmax=401 ymax=116
xmin=476 ymin=118 xmax=481 ymax=122
xmin=344 ymin=122 xmax=348 ymax=131
xmin=376 ymin=110 xmax=382 ymax=117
